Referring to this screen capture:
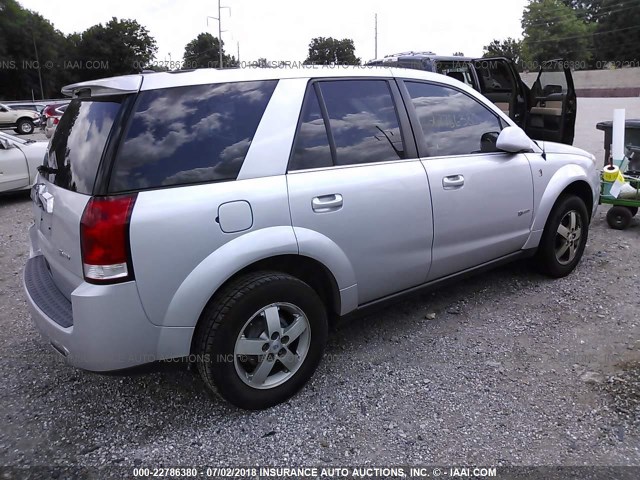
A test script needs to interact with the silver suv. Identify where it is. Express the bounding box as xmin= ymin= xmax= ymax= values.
xmin=24 ymin=67 xmax=599 ymax=409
